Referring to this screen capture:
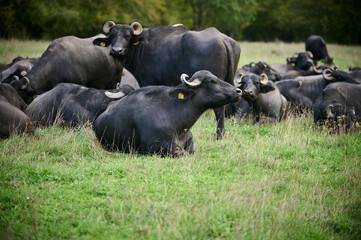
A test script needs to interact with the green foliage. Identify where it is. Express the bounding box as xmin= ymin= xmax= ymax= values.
xmin=243 ymin=0 xmax=361 ymax=44
xmin=0 ymin=0 xmax=359 ymax=44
